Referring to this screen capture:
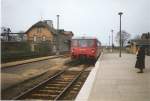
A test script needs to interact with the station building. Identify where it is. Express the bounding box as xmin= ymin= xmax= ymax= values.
xmin=26 ymin=20 xmax=74 ymax=53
